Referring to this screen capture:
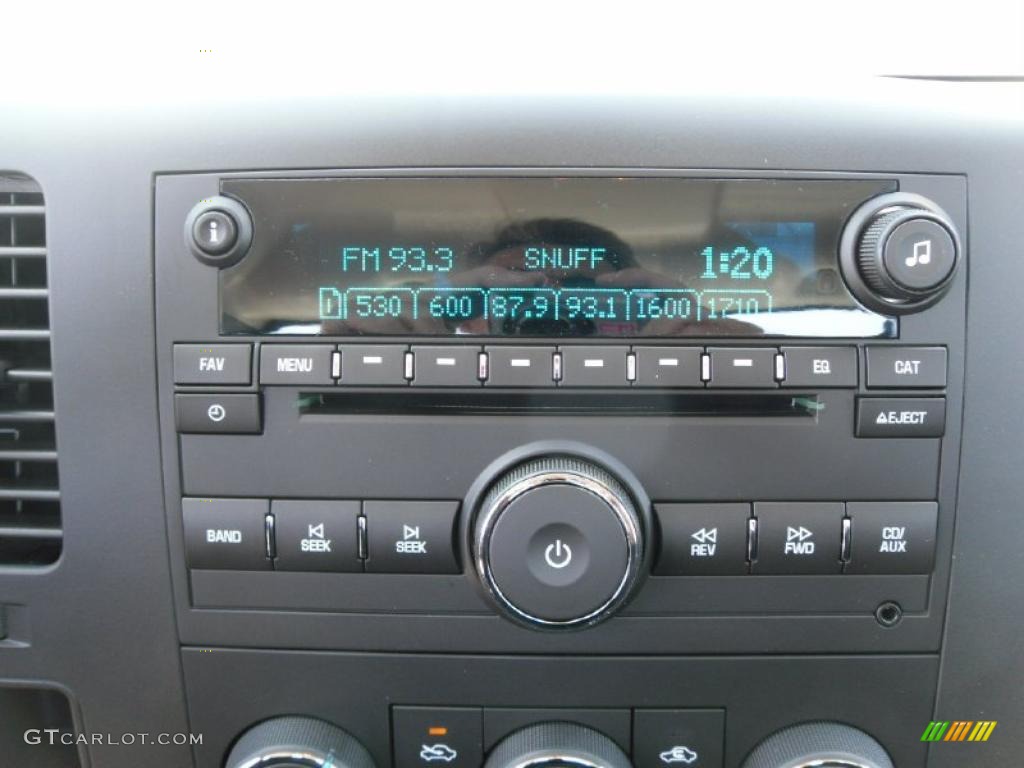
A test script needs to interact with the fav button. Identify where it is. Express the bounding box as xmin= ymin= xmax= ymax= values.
xmin=271 ymin=500 xmax=361 ymax=572
xmin=173 ymin=343 xmax=252 ymax=385
xmin=364 ymin=501 xmax=460 ymax=574
xmin=866 ymin=346 xmax=947 ymax=388
xmin=392 ymin=707 xmax=482 ymax=768
xmin=752 ymin=502 xmax=844 ymax=574
xmin=654 ymin=503 xmax=750 ymax=575
xmin=182 ymin=497 xmax=270 ymax=570
xmin=846 ymin=501 xmax=938 ymax=574
xmin=633 ymin=709 xmax=725 ymax=768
